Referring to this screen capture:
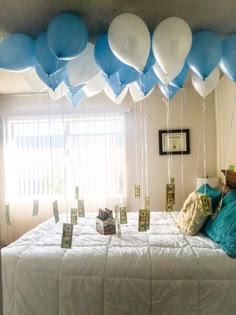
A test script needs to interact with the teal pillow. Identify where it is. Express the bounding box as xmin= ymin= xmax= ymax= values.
xmin=197 ymin=183 xmax=221 ymax=211
xmin=202 ymin=200 xmax=236 ymax=258
xmin=222 ymin=190 xmax=236 ymax=206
